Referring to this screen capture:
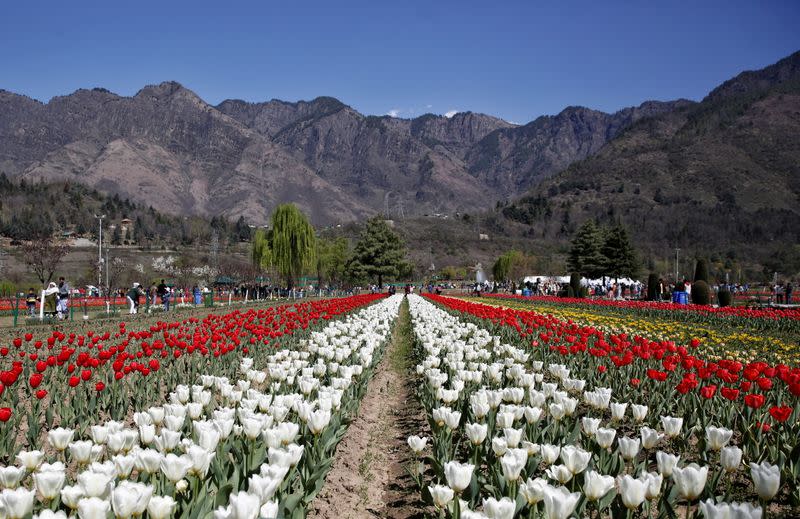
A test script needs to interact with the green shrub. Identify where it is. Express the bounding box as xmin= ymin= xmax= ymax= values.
xmin=692 ymin=280 xmax=711 ymax=305
xmin=566 ymin=285 xmax=575 ymax=298
xmin=647 ymin=273 xmax=659 ymax=300
xmin=718 ymin=289 xmax=732 ymax=307
xmin=569 ymin=273 xmax=582 ymax=299
xmin=694 ymin=259 xmax=709 ymax=283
